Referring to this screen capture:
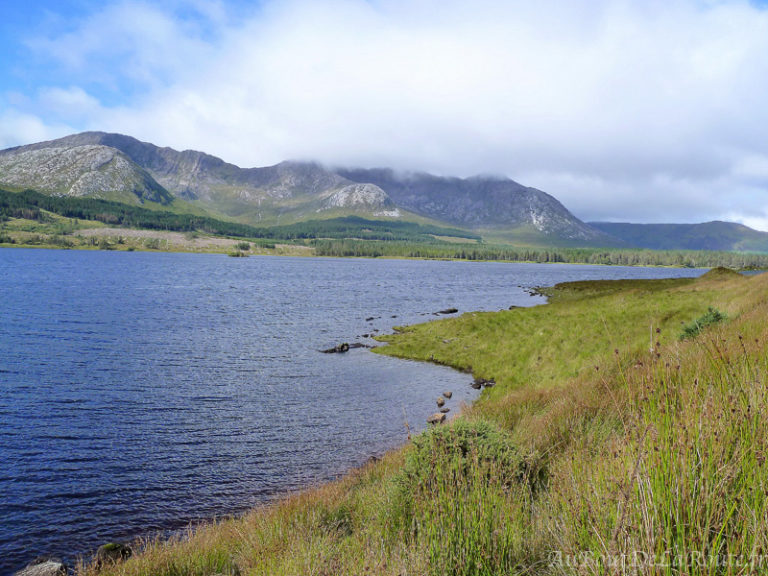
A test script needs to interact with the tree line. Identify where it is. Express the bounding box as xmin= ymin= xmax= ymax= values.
xmin=312 ymin=239 xmax=768 ymax=269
